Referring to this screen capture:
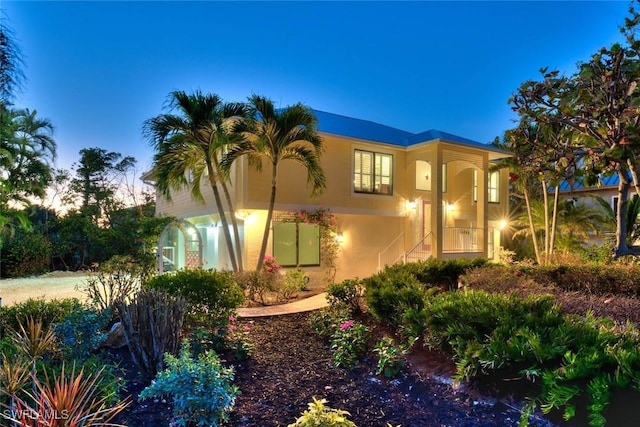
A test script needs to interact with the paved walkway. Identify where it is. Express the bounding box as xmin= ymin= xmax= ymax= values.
xmin=237 ymin=292 xmax=329 ymax=317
